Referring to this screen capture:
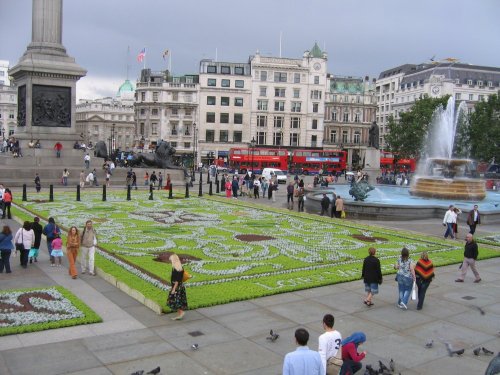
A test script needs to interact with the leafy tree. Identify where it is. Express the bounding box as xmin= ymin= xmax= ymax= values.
xmin=385 ymin=95 xmax=450 ymax=158
xmin=468 ymin=94 xmax=500 ymax=163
